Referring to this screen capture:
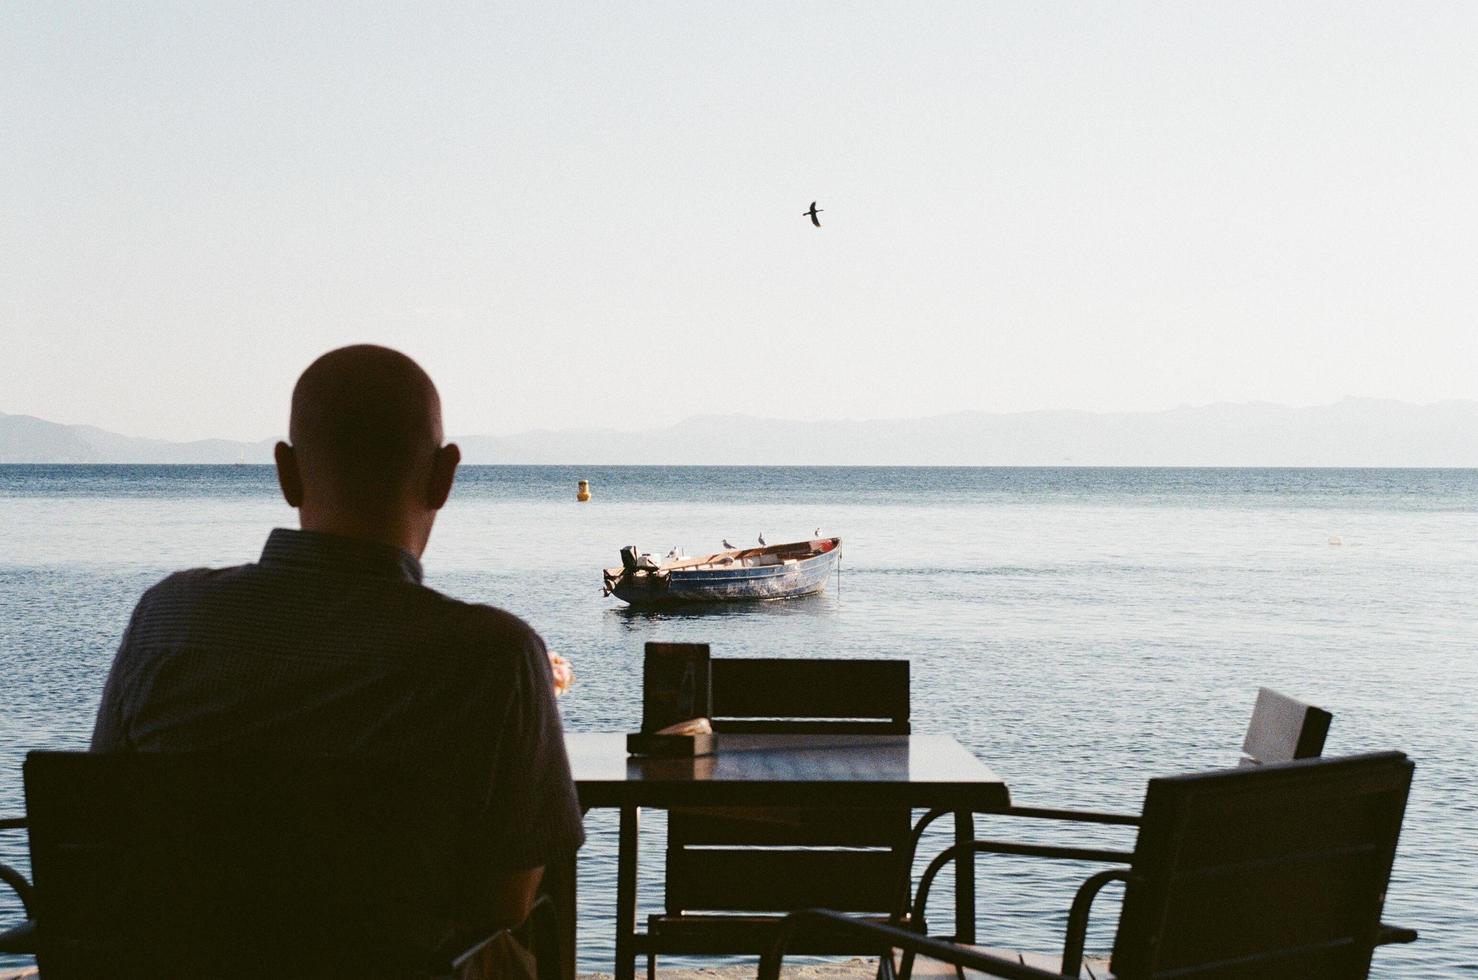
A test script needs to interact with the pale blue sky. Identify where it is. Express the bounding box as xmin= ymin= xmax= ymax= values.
xmin=3 ymin=2 xmax=1475 ymax=441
